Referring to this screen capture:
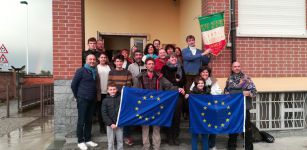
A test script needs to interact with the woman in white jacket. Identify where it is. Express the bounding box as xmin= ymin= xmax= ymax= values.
xmin=188 ymin=66 xmax=222 ymax=150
